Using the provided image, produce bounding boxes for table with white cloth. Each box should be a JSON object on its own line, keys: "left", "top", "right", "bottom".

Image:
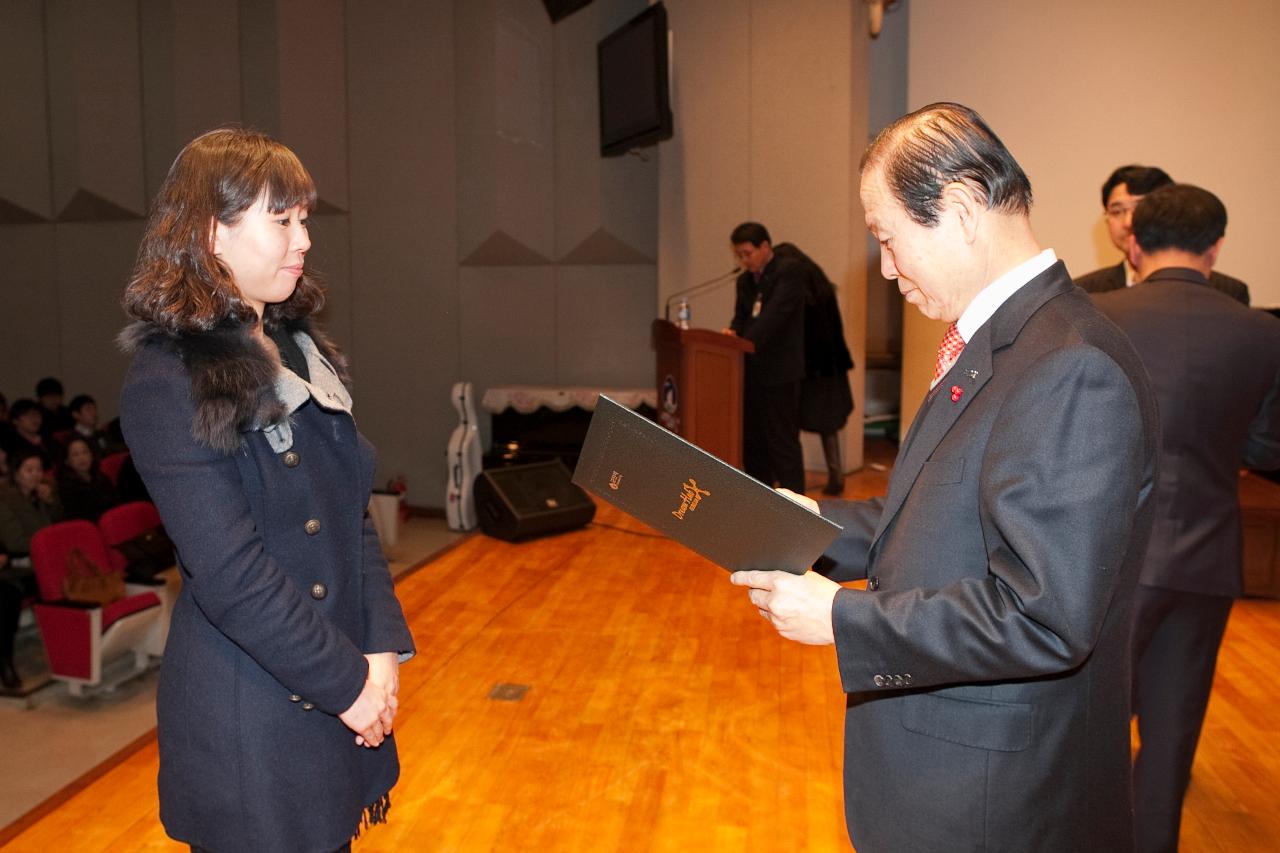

{"left": 480, "top": 386, "right": 658, "bottom": 467}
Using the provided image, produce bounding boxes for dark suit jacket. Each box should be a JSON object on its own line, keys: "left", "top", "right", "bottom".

{"left": 772, "top": 242, "right": 855, "bottom": 377}
{"left": 1093, "top": 267, "right": 1280, "bottom": 597}
{"left": 730, "top": 253, "right": 806, "bottom": 386}
{"left": 1075, "top": 260, "right": 1251, "bottom": 305}
{"left": 819, "top": 262, "right": 1159, "bottom": 852}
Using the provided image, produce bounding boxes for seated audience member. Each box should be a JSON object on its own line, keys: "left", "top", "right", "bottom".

{"left": 4, "top": 399, "right": 52, "bottom": 470}
{"left": 0, "top": 448, "right": 63, "bottom": 557}
{"left": 58, "top": 436, "right": 121, "bottom": 522}
{"left": 1074, "top": 164, "right": 1250, "bottom": 304}
{"left": 0, "top": 392, "right": 15, "bottom": 453}
{"left": 1091, "top": 184, "right": 1280, "bottom": 853}
{"left": 35, "top": 377, "right": 74, "bottom": 439}
{"left": 100, "top": 416, "right": 129, "bottom": 455}
{"left": 0, "top": 544, "right": 23, "bottom": 688}
{"left": 112, "top": 453, "right": 152, "bottom": 505}
{"left": 68, "top": 394, "right": 111, "bottom": 454}
{"left": 0, "top": 448, "right": 59, "bottom": 688}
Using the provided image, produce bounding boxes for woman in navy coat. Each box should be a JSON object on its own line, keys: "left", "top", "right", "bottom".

{"left": 119, "top": 127, "right": 415, "bottom": 853}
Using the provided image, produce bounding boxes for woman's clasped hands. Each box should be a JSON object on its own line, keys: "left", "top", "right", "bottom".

{"left": 338, "top": 652, "right": 401, "bottom": 748}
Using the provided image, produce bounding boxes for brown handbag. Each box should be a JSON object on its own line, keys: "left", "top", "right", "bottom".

{"left": 62, "top": 547, "right": 126, "bottom": 606}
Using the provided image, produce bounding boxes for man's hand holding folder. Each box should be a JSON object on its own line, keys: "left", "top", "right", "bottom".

{"left": 729, "top": 568, "right": 840, "bottom": 645}
{"left": 731, "top": 480, "right": 839, "bottom": 645}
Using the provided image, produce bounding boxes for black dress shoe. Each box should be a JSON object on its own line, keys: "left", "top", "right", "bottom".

{"left": 823, "top": 477, "right": 844, "bottom": 496}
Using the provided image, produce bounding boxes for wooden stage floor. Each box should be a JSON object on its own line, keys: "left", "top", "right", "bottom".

{"left": 3, "top": 453, "right": 1278, "bottom": 851}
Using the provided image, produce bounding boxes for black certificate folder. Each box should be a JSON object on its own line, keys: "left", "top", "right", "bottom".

{"left": 573, "top": 395, "right": 842, "bottom": 573}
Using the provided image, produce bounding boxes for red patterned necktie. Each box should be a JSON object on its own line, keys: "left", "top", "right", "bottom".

{"left": 932, "top": 322, "right": 965, "bottom": 386}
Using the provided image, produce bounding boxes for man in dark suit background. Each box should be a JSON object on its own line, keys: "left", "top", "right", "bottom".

{"left": 1074, "top": 164, "right": 1250, "bottom": 304}
{"left": 726, "top": 222, "right": 806, "bottom": 492}
{"left": 1092, "top": 184, "right": 1280, "bottom": 853}
{"left": 731, "top": 103, "right": 1159, "bottom": 852}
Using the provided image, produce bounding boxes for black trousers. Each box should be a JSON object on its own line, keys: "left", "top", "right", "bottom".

{"left": 1130, "top": 584, "right": 1233, "bottom": 853}
{"left": 742, "top": 376, "right": 804, "bottom": 492}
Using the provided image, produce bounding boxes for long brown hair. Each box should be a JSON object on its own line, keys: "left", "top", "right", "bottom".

{"left": 123, "top": 127, "right": 324, "bottom": 334}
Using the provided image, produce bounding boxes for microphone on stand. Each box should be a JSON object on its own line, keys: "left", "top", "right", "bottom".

{"left": 663, "top": 267, "right": 742, "bottom": 322}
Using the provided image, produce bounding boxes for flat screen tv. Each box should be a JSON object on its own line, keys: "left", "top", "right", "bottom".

{"left": 597, "top": 2, "right": 673, "bottom": 157}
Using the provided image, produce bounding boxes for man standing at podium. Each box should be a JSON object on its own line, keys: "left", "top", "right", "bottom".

{"left": 731, "top": 103, "right": 1159, "bottom": 852}
{"left": 726, "top": 222, "right": 807, "bottom": 492}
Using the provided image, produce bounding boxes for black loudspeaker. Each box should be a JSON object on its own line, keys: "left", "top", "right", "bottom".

{"left": 541, "top": 0, "right": 593, "bottom": 23}
{"left": 474, "top": 460, "right": 596, "bottom": 541}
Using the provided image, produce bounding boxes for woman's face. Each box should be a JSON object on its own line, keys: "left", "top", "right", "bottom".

{"left": 213, "top": 193, "right": 311, "bottom": 320}
{"left": 66, "top": 441, "right": 93, "bottom": 477}
{"left": 15, "top": 457, "right": 44, "bottom": 493}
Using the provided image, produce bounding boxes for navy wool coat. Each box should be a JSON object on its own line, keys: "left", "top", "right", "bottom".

{"left": 119, "top": 318, "right": 415, "bottom": 853}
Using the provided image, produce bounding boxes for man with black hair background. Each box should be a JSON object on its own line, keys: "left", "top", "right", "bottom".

{"left": 725, "top": 222, "right": 807, "bottom": 492}
{"left": 1092, "top": 183, "right": 1280, "bottom": 853}
{"left": 1075, "top": 164, "right": 1250, "bottom": 304}
{"left": 34, "top": 376, "right": 74, "bottom": 439}
{"left": 69, "top": 394, "right": 112, "bottom": 454}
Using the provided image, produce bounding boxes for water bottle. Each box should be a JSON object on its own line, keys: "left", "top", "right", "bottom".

{"left": 676, "top": 299, "right": 691, "bottom": 330}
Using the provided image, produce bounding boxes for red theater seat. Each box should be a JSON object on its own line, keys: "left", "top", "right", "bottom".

{"left": 29, "top": 520, "right": 165, "bottom": 696}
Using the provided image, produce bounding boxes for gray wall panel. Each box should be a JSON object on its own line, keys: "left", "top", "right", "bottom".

{"left": 554, "top": 265, "right": 654, "bottom": 388}
{"left": 0, "top": 1, "right": 53, "bottom": 221}
{"left": 0, "top": 226, "right": 59, "bottom": 399}
{"left": 238, "top": 0, "right": 280, "bottom": 138}
{"left": 456, "top": 0, "right": 554, "bottom": 263}
{"left": 54, "top": 223, "right": 143, "bottom": 420}
{"left": 45, "top": 0, "right": 147, "bottom": 218}
{"left": 459, "top": 266, "right": 557, "bottom": 390}
{"left": 346, "top": 0, "right": 458, "bottom": 503}
{"left": 139, "top": 0, "right": 243, "bottom": 198}
{"left": 277, "top": 0, "right": 348, "bottom": 211}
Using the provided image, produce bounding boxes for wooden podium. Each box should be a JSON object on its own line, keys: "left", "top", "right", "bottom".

{"left": 652, "top": 319, "right": 754, "bottom": 467}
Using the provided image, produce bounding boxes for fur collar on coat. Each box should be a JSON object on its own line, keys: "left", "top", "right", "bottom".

{"left": 119, "top": 318, "right": 351, "bottom": 455}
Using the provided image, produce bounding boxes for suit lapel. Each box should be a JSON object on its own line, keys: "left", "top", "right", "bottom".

{"left": 868, "top": 262, "right": 1075, "bottom": 551}
{"left": 871, "top": 326, "right": 993, "bottom": 544}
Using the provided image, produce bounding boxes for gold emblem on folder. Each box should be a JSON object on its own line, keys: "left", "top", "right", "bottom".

{"left": 609, "top": 471, "right": 623, "bottom": 490}
{"left": 671, "top": 478, "right": 711, "bottom": 520}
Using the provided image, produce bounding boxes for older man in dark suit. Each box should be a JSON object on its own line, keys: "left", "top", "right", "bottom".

{"left": 1074, "top": 164, "right": 1250, "bottom": 305}
{"left": 726, "top": 222, "right": 807, "bottom": 492}
{"left": 1093, "top": 184, "right": 1280, "bottom": 853}
{"left": 731, "top": 103, "right": 1159, "bottom": 852}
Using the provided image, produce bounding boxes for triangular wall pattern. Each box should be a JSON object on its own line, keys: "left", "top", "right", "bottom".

{"left": 558, "top": 227, "right": 653, "bottom": 265}
{"left": 57, "top": 189, "right": 144, "bottom": 222}
{"left": 0, "top": 197, "right": 49, "bottom": 224}
{"left": 460, "top": 229, "right": 553, "bottom": 266}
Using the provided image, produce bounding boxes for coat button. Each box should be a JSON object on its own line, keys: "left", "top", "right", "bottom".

{"left": 873, "top": 674, "right": 886, "bottom": 687}
{"left": 301, "top": 702, "right": 315, "bottom": 711}
{"left": 867, "top": 576, "right": 880, "bottom": 591}
{"left": 311, "top": 582, "right": 328, "bottom": 600}
{"left": 289, "top": 694, "right": 302, "bottom": 703}
{"left": 304, "top": 518, "right": 321, "bottom": 535}
{"left": 282, "top": 451, "right": 300, "bottom": 468}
